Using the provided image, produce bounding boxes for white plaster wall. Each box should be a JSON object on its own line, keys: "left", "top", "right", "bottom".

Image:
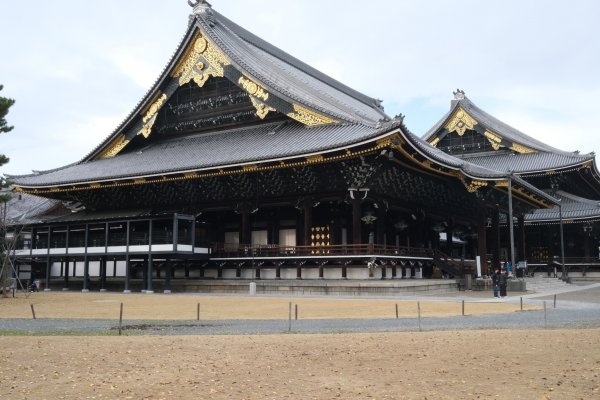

{"left": 115, "top": 261, "right": 126, "bottom": 277}
{"left": 50, "top": 262, "right": 61, "bottom": 277}
{"left": 88, "top": 261, "right": 101, "bottom": 277}
{"left": 346, "top": 268, "right": 369, "bottom": 280}
{"left": 68, "top": 247, "right": 86, "bottom": 255}
{"left": 222, "top": 269, "right": 238, "bottom": 279}
{"left": 107, "top": 246, "right": 127, "bottom": 253}
{"left": 203, "top": 269, "right": 218, "bottom": 279}
{"left": 371, "top": 268, "right": 382, "bottom": 279}
{"left": 188, "top": 269, "right": 201, "bottom": 278}
{"left": 280, "top": 268, "right": 298, "bottom": 279}
{"left": 73, "top": 261, "right": 83, "bottom": 276}
{"left": 323, "top": 268, "right": 342, "bottom": 279}
{"left": 301, "top": 268, "right": 319, "bottom": 280}
{"left": 240, "top": 269, "right": 256, "bottom": 279}
{"left": 261, "top": 269, "right": 276, "bottom": 279}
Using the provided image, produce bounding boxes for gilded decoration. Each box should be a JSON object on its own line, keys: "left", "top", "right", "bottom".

{"left": 287, "top": 104, "right": 338, "bottom": 126}
{"left": 98, "top": 134, "right": 130, "bottom": 159}
{"left": 445, "top": 108, "right": 477, "bottom": 136}
{"left": 430, "top": 137, "right": 440, "bottom": 147}
{"left": 238, "top": 76, "right": 269, "bottom": 101}
{"left": 174, "top": 34, "right": 231, "bottom": 89}
{"left": 138, "top": 93, "right": 168, "bottom": 139}
{"left": 484, "top": 130, "right": 503, "bottom": 151}
{"left": 459, "top": 176, "right": 488, "bottom": 193}
{"left": 306, "top": 154, "right": 324, "bottom": 163}
{"left": 250, "top": 97, "right": 275, "bottom": 119}
{"left": 494, "top": 180, "right": 509, "bottom": 188}
{"left": 242, "top": 164, "right": 258, "bottom": 172}
{"left": 510, "top": 142, "right": 536, "bottom": 154}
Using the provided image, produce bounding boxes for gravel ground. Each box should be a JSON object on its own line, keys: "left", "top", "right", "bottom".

{"left": 2, "top": 282, "right": 598, "bottom": 335}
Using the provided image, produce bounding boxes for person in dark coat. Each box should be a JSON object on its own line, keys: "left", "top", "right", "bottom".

{"left": 491, "top": 269, "right": 501, "bottom": 298}
{"left": 499, "top": 268, "right": 508, "bottom": 297}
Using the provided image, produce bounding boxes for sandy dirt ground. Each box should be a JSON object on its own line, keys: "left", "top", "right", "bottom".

{"left": 0, "top": 292, "right": 534, "bottom": 320}
{"left": 0, "top": 330, "right": 599, "bottom": 399}
{"left": 2, "top": 293, "right": 597, "bottom": 399}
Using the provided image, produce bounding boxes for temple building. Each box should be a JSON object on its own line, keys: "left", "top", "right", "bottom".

{"left": 5, "top": 1, "right": 591, "bottom": 293}
{"left": 424, "top": 90, "right": 600, "bottom": 276}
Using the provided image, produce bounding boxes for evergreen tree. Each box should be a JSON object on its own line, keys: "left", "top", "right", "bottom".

{"left": 1, "top": 85, "right": 14, "bottom": 296}
{"left": 0, "top": 84, "right": 14, "bottom": 202}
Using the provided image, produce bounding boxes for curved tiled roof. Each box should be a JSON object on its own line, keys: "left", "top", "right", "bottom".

{"left": 422, "top": 94, "right": 595, "bottom": 178}
{"left": 197, "top": 12, "right": 386, "bottom": 126}
{"left": 526, "top": 191, "right": 600, "bottom": 222}
{"left": 11, "top": 120, "right": 398, "bottom": 187}
{"left": 461, "top": 152, "right": 593, "bottom": 174}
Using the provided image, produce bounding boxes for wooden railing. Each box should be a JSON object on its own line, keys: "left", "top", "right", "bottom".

{"left": 211, "top": 243, "right": 434, "bottom": 259}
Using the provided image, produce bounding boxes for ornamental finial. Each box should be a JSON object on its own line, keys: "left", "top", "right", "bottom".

{"left": 453, "top": 89, "right": 466, "bottom": 100}
{"left": 188, "top": 0, "right": 211, "bottom": 8}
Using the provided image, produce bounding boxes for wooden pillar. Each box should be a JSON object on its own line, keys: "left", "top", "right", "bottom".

{"left": 100, "top": 257, "right": 107, "bottom": 291}
{"left": 352, "top": 198, "right": 362, "bottom": 245}
{"left": 376, "top": 208, "right": 386, "bottom": 246}
{"left": 517, "top": 216, "right": 526, "bottom": 262}
{"left": 445, "top": 221, "right": 453, "bottom": 255}
{"left": 63, "top": 258, "right": 70, "bottom": 290}
{"left": 268, "top": 210, "right": 280, "bottom": 245}
{"left": 44, "top": 256, "right": 51, "bottom": 291}
{"left": 296, "top": 209, "right": 304, "bottom": 246}
{"left": 240, "top": 210, "right": 251, "bottom": 246}
{"left": 330, "top": 207, "right": 340, "bottom": 246}
{"left": 146, "top": 255, "right": 154, "bottom": 293}
{"left": 477, "top": 208, "right": 488, "bottom": 275}
{"left": 164, "top": 260, "right": 172, "bottom": 293}
{"left": 82, "top": 258, "right": 90, "bottom": 292}
{"left": 142, "top": 261, "right": 148, "bottom": 291}
{"left": 124, "top": 255, "right": 131, "bottom": 293}
{"left": 304, "top": 204, "right": 313, "bottom": 247}
{"left": 491, "top": 210, "right": 500, "bottom": 270}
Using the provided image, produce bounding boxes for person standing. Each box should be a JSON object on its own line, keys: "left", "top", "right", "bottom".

{"left": 499, "top": 268, "right": 508, "bottom": 297}
{"left": 491, "top": 268, "right": 501, "bottom": 298}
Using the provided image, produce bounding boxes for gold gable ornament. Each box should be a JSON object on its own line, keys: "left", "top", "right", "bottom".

{"left": 484, "top": 130, "right": 503, "bottom": 151}
{"left": 445, "top": 108, "right": 477, "bottom": 136}
{"left": 249, "top": 97, "right": 275, "bottom": 120}
{"left": 287, "top": 104, "right": 338, "bottom": 127}
{"left": 138, "top": 93, "right": 168, "bottom": 139}
{"left": 459, "top": 176, "right": 488, "bottom": 193}
{"left": 510, "top": 142, "right": 536, "bottom": 154}
{"left": 99, "top": 134, "right": 130, "bottom": 159}
{"left": 174, "top": 34, "right": 231, "bottom": 89}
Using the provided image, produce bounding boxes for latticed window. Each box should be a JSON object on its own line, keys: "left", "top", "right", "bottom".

{"left": 437, "top": 130, "right": 493, "bottom": 155}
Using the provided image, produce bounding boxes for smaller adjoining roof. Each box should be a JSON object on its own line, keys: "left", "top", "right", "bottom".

{"left": 2, "top": 192, "right": 65, "bottom": 225}
{"left": 526, "top": 190, "right": 600, "bottom": 223}
{"left": 422, "top": 91, "right": 595, "bottom": 174}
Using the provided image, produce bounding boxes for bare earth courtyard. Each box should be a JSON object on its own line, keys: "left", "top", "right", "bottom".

{"left": 1, "top": 292, "right": 599, "bottom": 399}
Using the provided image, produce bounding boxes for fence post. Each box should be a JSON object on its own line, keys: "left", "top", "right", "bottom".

{"left": 543, "top": 301, "right": 547, "bottom": 329}
{"left": 30, "top": 304, "right": 36, "bottom": 320}
{"left": 295, "top": 304, "right": 298, "bottom": 320}
{"left": 395, "top": 304, "right": 399, "bottom": 319}
{"left": 417, "top": 302, "right": 422, "bottom": 332}
{"left": 553, "top": 294, "right": 557, "bottom": 309}
{"left": 461, "top": 300, "right": 465, "bottom": 316}
{"left": 520, "top": 297, "right": 523, "bottom": 312}
{"left": 197, "top": 303, "right": 200, "bottom": 321}
{"left": 288, "top": 302, "right": 292, "bottom": 332}
{"left": 118, "top": 302, "right": 124, "bottom": 336}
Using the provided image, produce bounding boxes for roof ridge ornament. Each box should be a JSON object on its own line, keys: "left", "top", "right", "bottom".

{"left": 453, "top": 89, "right": 466, "bottom": 100}
{"left": 188, "top": 0, "right": 215, "bottom": 26}
{"left": 188, "top": 0, "right": 211, "bottom": 9}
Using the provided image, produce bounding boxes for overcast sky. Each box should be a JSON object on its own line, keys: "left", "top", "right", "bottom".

{"left": 1, "top": 0, "right": 599, "bottom": 176}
